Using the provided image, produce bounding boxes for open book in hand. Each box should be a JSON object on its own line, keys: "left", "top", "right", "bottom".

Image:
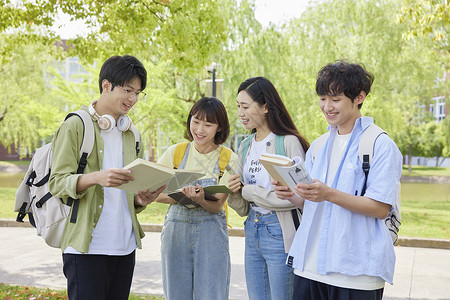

{"left": 259, "top": 153, "right": 313, "bottom": 194}
{"left": 168, "top": 185, "right": 233, "bottom": 209}
{"left": 117, "top": 158, "right": 205, "bottom": 194}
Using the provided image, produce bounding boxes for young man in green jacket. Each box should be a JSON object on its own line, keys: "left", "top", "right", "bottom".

{"left": 49, "top": 55, "right": 165, "bottom": 300}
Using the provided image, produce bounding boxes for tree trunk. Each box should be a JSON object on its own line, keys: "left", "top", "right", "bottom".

{"left": 436, "top": 155, "right": 447, "bottom": 167}
{"left": 0, "top": 105, "right": 6, "bottom": 122}
{"left": 408, "top": 143, "right": 412, "bottom": 172}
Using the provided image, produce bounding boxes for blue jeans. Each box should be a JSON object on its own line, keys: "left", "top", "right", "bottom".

{"left": 161, "top": 204, "right": 230, "bottom": 300}
{"left": 244, "top": 209, "right": 294, "bottom": 300}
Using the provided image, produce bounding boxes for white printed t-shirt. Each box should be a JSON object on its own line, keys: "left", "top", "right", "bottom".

{"left": 243, "top": 132, "right": 276, "bottom": 214}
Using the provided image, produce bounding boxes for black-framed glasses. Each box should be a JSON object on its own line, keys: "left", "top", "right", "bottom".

{"left": 113, "top": 84, "right": 147, "bottom": 100}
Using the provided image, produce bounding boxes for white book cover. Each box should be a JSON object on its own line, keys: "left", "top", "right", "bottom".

{"left": 273, "top": 156, "right": 313, "bottom": 195}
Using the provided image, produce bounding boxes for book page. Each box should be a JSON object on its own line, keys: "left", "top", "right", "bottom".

{"left": 273, "top": 156, "right": 313, "bottom": 195}
{"left": 203, "top": 184, "right": 232, "bottom": 195}
{"left": 117, "top": 158, "right": 204, "bottom": 194}
{"left": 118, "top": 160, "right": 174, "bottom": 193}
{"left": 260, "top": 153, "right": 293, "bottom": 165}
{"left": 164, "top": 169, "right": 205, "bottom": 194}
{"left": 259, "top": 153, "right": 294, "bottom": 189}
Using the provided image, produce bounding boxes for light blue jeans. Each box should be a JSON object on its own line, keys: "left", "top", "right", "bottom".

{"left": 161, "top": 204, "right": 230, "bottom": 300}
{"left": 244, "top": 209, "right": 294, "bottom": 300}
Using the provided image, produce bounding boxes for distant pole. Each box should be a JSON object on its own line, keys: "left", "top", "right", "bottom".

{"left": 211, "top": 62, "right": 217, "bottom": 97}
{"left": 206, "top": 62, "right": 222, "bottom": 99}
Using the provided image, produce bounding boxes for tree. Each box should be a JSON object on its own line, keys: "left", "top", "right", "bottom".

{"left": 0, "top": 42, "right": 63, "bottom": 155}
{"left": 418, "top": 120, "right": 447, "bottom": 166}
{"left": 396, "top": 0, "right": 449, "bottom": 51}
{"left": 216, "top": 0, "right": 292, "bottom": 146}
{"left": 396, "top": 0, "right": 449, "bottom": 167}
{"left": 1, "top": 0, "right": 232, "bottom": 69}
{"left": 1, "top": 0, "right": 448, "bottom": 165}
{"left": 0, "top": 0, "right": 236, "bottom": 155}
{"left": 210, "top": 0, "right": 448, "bottom": 159}
{"left": 443, "top": 115, "right": 450, "bottom": 157}
{"left": 278, "top": 0, "right": 446, "bottom": 171}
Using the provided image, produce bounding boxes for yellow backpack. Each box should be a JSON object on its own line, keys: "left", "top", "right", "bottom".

{"left": 173, "top": 142, "right": 233, "bottom": 227}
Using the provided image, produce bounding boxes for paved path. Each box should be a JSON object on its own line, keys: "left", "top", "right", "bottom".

{"left": 1, "top": 227, "right": 450, "bottom": 300}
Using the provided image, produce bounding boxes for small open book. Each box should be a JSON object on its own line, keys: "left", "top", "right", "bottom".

{"left": 259, "top": 153, "right": 313, "bottom": 194}
{"left": 117, "top": 158, "right": 205, "bottom": 194}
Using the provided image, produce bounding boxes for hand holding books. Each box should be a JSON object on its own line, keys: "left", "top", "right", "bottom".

{"left": 134, "top": 184, "right": 167, "bottom": 207}
{"left": 168, "top": 184, "right": 233, "bottom": 209}
{"left": 259, "top": 153, "right": 313, "bottom": 196}
{"left": 117, "top": 158, "right": 205, "bottom": 194}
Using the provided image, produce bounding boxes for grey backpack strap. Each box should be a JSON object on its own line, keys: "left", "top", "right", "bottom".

{"left": 311, "top": 132, "right": 330, "bottom": 163}
{"left": 359, "top": 124, "right": 386, "bottom": 196}
{"left": 64, "top": 110, "right": 95, "bottom": 223}
{"left": 358, "top": 124, "right": 401, "bottom": 243}
{"left": 129, "top": 124, "right": 140, "bottom": 156}
{"left": 358, "top": 124, "right": 386, "bottom": 163}
{"left": 66, "top": 110, "right": 95, "bottom": 160}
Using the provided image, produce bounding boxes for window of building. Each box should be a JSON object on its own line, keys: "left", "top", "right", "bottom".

{"left": 433, "top": 96, "right": 446, "bottom": 121}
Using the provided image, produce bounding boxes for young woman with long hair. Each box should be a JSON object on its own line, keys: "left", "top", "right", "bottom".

{"left": 228, "top": 77, "right": 309, "bottom": 300}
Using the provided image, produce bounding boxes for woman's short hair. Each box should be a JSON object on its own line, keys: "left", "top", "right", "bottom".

{"left": 186, "top": 97, "right": 230, "bottom": 145}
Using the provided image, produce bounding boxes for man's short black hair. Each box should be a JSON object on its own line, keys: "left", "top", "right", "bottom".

{"left": 316, "top": 60, "right": 374, "bottom": 109}
{"left": 98, "top": 55, "right": 147, "bottom": 93}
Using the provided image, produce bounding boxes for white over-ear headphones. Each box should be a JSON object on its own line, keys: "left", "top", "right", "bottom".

{"left": 88, "top": 100, "right": 132, "bottom": 132}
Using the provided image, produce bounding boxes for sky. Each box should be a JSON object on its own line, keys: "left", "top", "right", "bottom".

{"left": 52, "top": 0, "right": 311, "bottom": 39}
{"left": 254, "top": 0, "right": 310, "bottom": 27}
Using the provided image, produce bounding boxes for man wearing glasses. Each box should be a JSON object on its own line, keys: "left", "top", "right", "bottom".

{"left": 49, "top": 55, "right": 165, "bottom": 300}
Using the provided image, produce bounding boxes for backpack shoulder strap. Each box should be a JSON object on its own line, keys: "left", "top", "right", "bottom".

{"left": 311, "top": 132, "right": 330, "bottom": 163}
{"left": 217, "top": 145, "right": 233, "bottom": 229}
{"left": 64, "top": 109, "right": 95, "bottom": 223}
{"left": 359, "top": 124, "right": 387, "bottom": 196}
{"left": 174, "top": 142, "right": 190, "bottom": 169}
{"left": 358, "top": 124, "right": 386, "bottom": 163}
{"left": 240, "top": 133, "right": 256, "bottom": 163}
{"left": 218, "top": 146, "right": 233, "bottom": 181}
{"left": 274, "top": 135, "right": 286, "bottom": 156}
{"left": 129, "top": 124, "right": 140, "bottom": 156}
{"left": 358, "top": 124, "right": 401, "bottom": 244}
{"left": 65, "top": 110, "right": 95, "bottom": 161}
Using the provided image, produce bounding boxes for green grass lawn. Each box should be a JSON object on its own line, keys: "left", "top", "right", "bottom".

{"left": 398, "top": 182, "right": 450, "bottom": 239}
{"left": 0, "top": 188, "right": 17, "bottom": 220}
{"left": 0, "top": 283, "right": 163, "bottom": 300}
{"left": 3, "top": 160, "right": 450, "bottom": 177}
{"left": 2, "top": 182, "right": 449, "bottom": 239}
{"left": 0, "top": 160, "right": 30, "bottom": 166}
{"left": 402, "top": 165, "right": 450, "bottom": 177}
{"left": 1, "top": 163, "right": 449, "bottom": 239}
{"left": 0, "top": 187, "right": 248, "bottom": 228}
